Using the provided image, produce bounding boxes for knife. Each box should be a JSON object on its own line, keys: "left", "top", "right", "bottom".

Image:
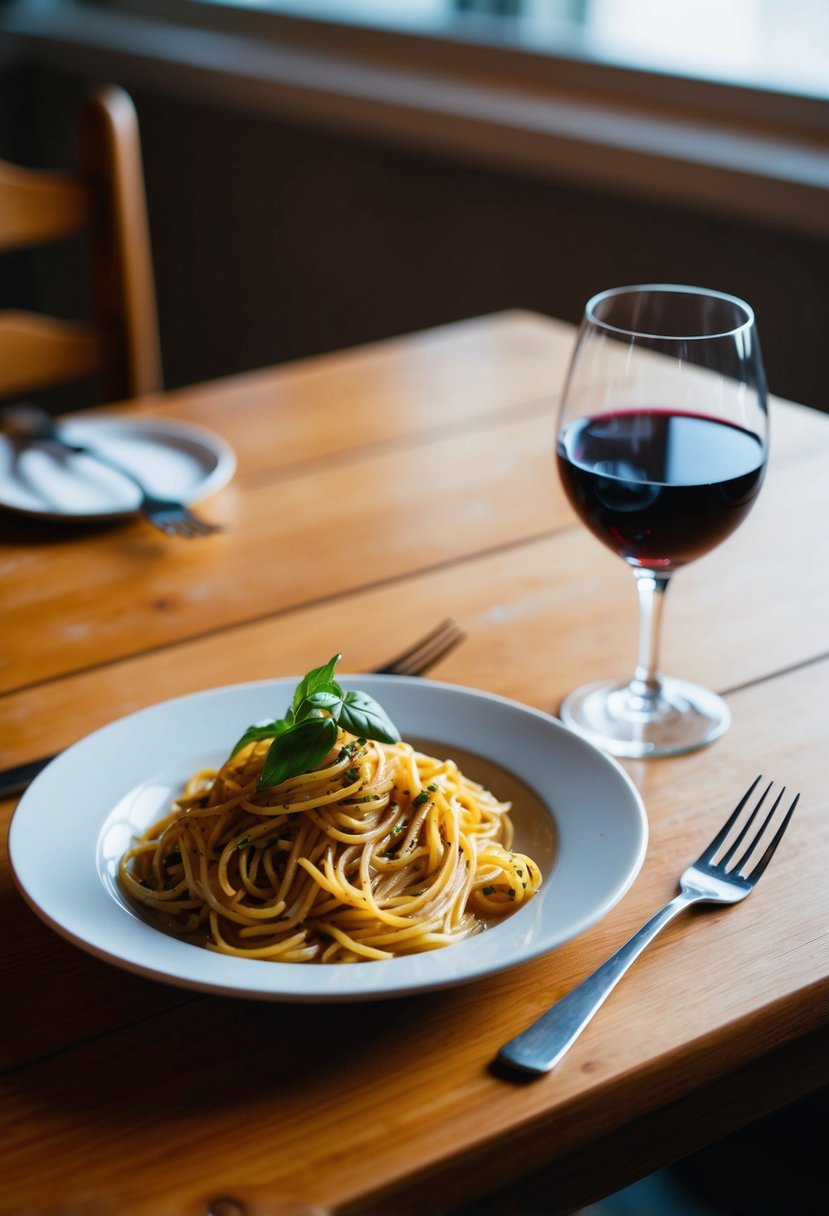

{"left": 0, "top": 756, "right": 53, "bottom": 799}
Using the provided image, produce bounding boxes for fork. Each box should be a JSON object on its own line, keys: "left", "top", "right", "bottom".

{"left": 498, "top": 776, "right": 800, "bottom": 1076}
{"left": 2, "top": 402, "right": 221, "bottom": 538}
{"left": 374, "top": 618, "right": 465, "bottom": 677}
{"left": 0, "top": 620, "right": 466, "bottom": 799}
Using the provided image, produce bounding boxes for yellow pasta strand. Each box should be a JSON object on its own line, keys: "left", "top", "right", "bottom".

{"left": 119, "top": 731, "right": 541, "bottom": 963}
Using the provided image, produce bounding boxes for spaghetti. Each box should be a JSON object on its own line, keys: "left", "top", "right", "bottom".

{"left": 119, "top": 730, "right": 542, "bottom": 963}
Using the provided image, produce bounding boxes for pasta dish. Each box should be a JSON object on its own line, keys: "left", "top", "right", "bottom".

{"left": 119, "top": 728, "right": 542, "bottom": 964}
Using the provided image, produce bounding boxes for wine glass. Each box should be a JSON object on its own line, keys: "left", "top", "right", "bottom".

{"left": 555, "top": 284, "right": 768, "bottom": 758}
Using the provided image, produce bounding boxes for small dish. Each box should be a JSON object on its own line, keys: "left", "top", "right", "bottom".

{"left": 0, "top": 413, "right": 235, "bottom": 520}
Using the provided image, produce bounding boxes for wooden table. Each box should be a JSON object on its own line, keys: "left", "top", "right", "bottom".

{"left": 2, "top": 311, "right": 827, "bottom": 1216}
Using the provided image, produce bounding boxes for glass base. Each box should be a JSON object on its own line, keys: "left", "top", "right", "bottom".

{"left": 559, "top": 677, "right": 730, "bottom": 759}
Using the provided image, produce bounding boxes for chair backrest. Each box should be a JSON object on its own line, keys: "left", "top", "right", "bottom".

{"left": 0, "top": 84, "right": 162, "bottom": 402}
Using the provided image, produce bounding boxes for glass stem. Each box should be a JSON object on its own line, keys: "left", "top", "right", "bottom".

{"left": 629, "top": 569, "right": 671, "bottom": 705}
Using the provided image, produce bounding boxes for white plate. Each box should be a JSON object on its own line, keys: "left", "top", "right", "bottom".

{"left": 0, "top": 413, "right": 235, "bottom": 519}
{"left": 9, "top": 676, "right": 648, "bottom": 1002}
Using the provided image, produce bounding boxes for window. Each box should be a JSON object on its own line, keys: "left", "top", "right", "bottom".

{"left": 2, "top": 0, "right": 827, "bottom": 236}
{"left": 193, "top": 0, "right": 829, "bottom": 100}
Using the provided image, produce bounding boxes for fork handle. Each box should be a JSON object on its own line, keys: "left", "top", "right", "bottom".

{"left": 7, "top": 404, "right": 146, "bottom": 495}
{"left": 497, "top": 893, "right": 694, "bottom": 1075}
{"left": 53, "top": 434, "right": 146, "bottom": 495}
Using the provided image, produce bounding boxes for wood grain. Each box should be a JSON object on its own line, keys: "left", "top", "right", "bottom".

{"left": 1, "top": 311, "right": 827, "bottom": 1216}
{"left": 2, "top": 661, "right": 827, "bottom": 1215}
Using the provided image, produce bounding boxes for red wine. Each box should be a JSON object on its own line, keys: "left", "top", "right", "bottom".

{"left": 556, "top": 410, "right": 766, "bottom": 569}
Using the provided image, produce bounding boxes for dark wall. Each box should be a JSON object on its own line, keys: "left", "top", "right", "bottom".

{"left": 3, "top": 64, "right": 827, "bottom": 412}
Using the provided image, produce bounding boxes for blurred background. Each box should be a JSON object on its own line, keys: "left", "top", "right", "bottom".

{"left": 1, "top": 0, "right": 827, "bottom": 413}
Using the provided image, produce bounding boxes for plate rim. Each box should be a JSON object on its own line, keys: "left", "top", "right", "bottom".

{"left": 9, "top": 675, "right": 648, "bottom": 1002}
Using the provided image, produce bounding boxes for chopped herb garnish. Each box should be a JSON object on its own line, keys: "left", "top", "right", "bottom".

{"left": 412, "top": 791, "right": 429, "bottom": 808}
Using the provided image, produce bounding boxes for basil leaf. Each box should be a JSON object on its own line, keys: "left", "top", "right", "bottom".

{"left": 292, "top": 655, "right": 342, "bottom": 714}
{"left": 230, "top": 717, "right": 292, "bottom": 758}
{"left": 304, "top": 689, "right": 342, "bottom": 713}
{"left": 257, "top": 716, "right": 339, "bottom": 789}
{"left": 228, "top": 656, "right": 401, "bottom": 788}
{"left": 337, "top": 689, "right": 401, "bottom": 744}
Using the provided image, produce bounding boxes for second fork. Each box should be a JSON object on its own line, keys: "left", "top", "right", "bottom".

{"left": 498, "top": 777, "right": 799, "bottom": 1076}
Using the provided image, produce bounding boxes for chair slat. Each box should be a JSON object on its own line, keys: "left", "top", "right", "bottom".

{"left": 0, "top": 160, "right": 92, "bottom": 250}
{"left": 0, "top": 311, "right": 107, "bottom": 396}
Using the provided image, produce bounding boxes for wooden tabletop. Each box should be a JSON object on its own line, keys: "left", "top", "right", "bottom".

{"left": 1, "top": 310, "right": 827, "bottom": 1216}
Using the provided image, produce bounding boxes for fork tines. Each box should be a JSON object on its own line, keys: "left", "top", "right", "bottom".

{"left": 150, "top": 508, "right": 223, "bottom": 539}
{"left": 379, "top": 619, "right": 465, "bottom": 676}
{"left": 705, "top": 776, "right": 800, "bottom": 883}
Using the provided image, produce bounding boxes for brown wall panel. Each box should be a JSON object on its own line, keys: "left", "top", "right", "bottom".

{"left": 2, "top": 66, "right": 826, "bottom": 412}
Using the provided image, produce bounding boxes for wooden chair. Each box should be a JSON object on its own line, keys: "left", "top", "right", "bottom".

{"left": 0, "top": 84, "right": 162, "bottom": 403}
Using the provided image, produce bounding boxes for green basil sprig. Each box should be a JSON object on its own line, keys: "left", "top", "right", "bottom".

{"left": 230, "top": 655, "right": 400, "bottom": 791}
